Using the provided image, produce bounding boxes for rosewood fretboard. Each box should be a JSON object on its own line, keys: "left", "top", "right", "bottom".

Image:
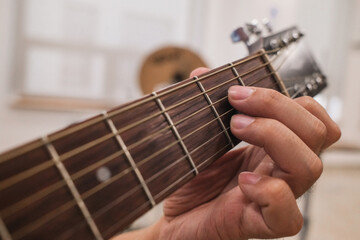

{"left": 0, "top": 50, "right": 286, "bottom": 240}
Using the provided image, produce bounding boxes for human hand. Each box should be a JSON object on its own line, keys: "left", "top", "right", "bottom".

{"left": 156, "top": 67, "right": 341, "bottom": 239}
{"left": 114, "top": 67, "right": 341, "bottom": 240}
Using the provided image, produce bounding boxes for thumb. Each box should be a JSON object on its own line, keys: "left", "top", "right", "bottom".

{"left": 238, "top": 172, "right": 303, "bottom": 239}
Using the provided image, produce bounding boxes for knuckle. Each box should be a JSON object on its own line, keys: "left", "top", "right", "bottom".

{"left": 310, "top": 155, "right": 323, "bottom": 181}
{"left": 261, "top": 119, "right": 282, "bottom": 137}
{"left": 331, "top": 123, "right": 342, "bottom": 143}
{"left": 298, "top": 96, "right": 317, "bottom": 111}
{"left": 261, "top": 89, "right": 281, "bottom": 106}
{"left": 313, "top": 119, "right": 327, "bottom": 144}
{"left": 266, "top": 178, "right": 288, "bottom": 197}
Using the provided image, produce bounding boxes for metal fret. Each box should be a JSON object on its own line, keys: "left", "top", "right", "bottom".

{"left": 0, "top": 216, "right": 12, "bottom": 240}
{"left": 229, "top": 62, "right": 245, "bottom": 86}
{"left": 195, "top": 77, "right": 235, "bottom": 148}
{"left": 101, "top": 112, "right": 156, "bottom": 207}
{"left": 151, "top": 92, "right": 199, "bottom": 175}
{"left": 260, "top": 51, "right": 290, "bottom": 97}
{"left": 41, "top": 136, "right": 103, "bottom": 240}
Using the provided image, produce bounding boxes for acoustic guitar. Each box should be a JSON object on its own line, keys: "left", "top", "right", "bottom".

{"left": 0, "top": 26, "right": 327, "bottom": 240}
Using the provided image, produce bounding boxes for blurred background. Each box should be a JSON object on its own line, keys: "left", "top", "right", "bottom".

{"left": 0, "top": 0, "right": 359, "bottom": 239}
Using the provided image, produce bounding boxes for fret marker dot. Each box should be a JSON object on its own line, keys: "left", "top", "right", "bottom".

{"left": 96, "top": 167, "right": 111, "bottom": 182}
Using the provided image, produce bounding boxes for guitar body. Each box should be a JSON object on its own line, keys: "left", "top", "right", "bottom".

{"left": 0, "top": 26, "right": 326, "bottom": 240}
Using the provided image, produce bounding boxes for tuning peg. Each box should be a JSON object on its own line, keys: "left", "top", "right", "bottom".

{"left": 246, "top": 19, "right": 262, "bottom": 35}
{"left": 231, "top": 27, "right": 249, "bottom": 43}
{"left": 262, "top": 18, "right": 273, "bottom": 34}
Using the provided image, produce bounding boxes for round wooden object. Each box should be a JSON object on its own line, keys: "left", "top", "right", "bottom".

{"left": 139, "top": 46, "right": 207, "bottom": 94}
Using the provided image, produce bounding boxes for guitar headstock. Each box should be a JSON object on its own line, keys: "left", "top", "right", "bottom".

{"left": 231, "top": 23, "right": 327, "bottom": 98}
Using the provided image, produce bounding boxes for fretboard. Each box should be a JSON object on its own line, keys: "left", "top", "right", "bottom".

{"left": 0, "top": 50, "right": 287, "bottom": 240}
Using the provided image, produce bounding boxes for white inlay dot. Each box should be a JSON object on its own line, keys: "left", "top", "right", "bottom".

{"left": 96, "top": 166, "right": 111, "bottom": 182}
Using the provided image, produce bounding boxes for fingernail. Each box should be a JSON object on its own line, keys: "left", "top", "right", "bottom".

{"left": 231, "top": 114, "right": 255, "bottom": 129}
{"left": 228, "top": 86, "right": 254, "bottom": 100}
{"left": 239, "top": 172, "right": 262, "bottom": 185}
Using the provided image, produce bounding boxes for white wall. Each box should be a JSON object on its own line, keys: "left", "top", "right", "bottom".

{"left": 0, "top": 0, "right": 14, "bottom": 98}
{"left": 0, "top": 0, "right": 357, "bottom": 151}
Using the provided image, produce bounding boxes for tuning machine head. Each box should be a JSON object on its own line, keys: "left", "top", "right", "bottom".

{"left": 232, "top": 22, "right": 305, "bottom": 54}
{"left": 291, "top": 73, "right": 327, "bottom": 98}
{"left": 231, "top": 18, "right": 274, "bottom": 48}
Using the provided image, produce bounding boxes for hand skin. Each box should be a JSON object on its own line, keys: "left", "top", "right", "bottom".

{"left": 114, "top": 67, "right": 341, "bottom": 240}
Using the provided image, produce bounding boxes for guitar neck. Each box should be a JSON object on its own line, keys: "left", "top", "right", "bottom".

{"left": 0, "top": 50, "right": 291, "bottom": 240}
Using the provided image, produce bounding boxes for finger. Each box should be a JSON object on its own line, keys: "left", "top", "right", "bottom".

{"left": 189, "top": 67, "right": 210, "bottom": 78}
{"left": 228, "top": 86, "right": 327, "bottom": 153}
{"left": 294, "top": 96, "right": 341, "bottom": 149}
{"left": 231, "top": 114, "right": 323, "bottom": 197}
{"left": 238, "top": 172, "right": 303, "bottom": 239}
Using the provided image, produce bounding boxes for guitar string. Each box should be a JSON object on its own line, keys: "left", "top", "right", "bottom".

{"left": 100, "top": 47, "right": 302, "bottom": 236}
{"left": 6, "top": 62, "right": 284, "bottom": 236}
{"left": 104, "top": 144, "right": 231, "bottom": 238}
{"left": 1, "top": 105, "right": 235, "bottom": 220}
{"left": 1, "top": 57, "right": 276, "bottom": 190}
{"left": 6, "top": 46, "right": 298, "bottom": 236}
{"left": 0, "top": 49, "right": 282, "bottom": 164}
{"left": 6, "top": 66, "right": 286, "bottom": 232}
{"left": 3, "top": 64, "right": 279, "bottom": 234}
{"left": 1, "top": 94, "right": 227, "bottom": 190}
{"left": 1, "top": 47, "right": 292, "bottom": 236}
{"left": 1, "top": 51, "right": 285, "bottom": 217}
{"left": 57, "top": 141, "right": 231, "bottom": 240}
{"left": 11, "top": 128, "right": 232, "bottom": 239}
{"left": 1, "top": 65, "right": 277, "bottom": 216}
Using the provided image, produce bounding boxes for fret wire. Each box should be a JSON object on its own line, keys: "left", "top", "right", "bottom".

{"left": 0, "top": 101, "right": 233, "bottom": 219}
{"left": 229, "top": 62, "right": 245, "bottom": 86}
{"left": 3, "top": 108, "right": 235, "bottom": 235}
{"left": 101, "top": 108, "right": 235, "bottom": 196}
{"left": 103, "top": 135, "right": 233, "bottom": 238}
{"left": 152, "top": 92, "right": 199, "bottom": 175}
{"left": 1, "top": 95, "right": 227, "bottom": 190}
{"left": 61, "top": 124, "right": 233, "bottom": 239}
{"left": 2, "top": 65, "right": 274, "bottom": 214}
{"left": 0, "top": 50, "right": 290, "bottom": 236}
{"left": 104, "top": 52, "right": 263, "bottom": 117}
{"left": 1, "top": 61, "right": 271, "bottom": 189}
{"left": 102, "top": 61, "right": 270, "bottom": 140}
{"left": 94, "top": 127, "right": 231, "bottom": 223}
{"left": 147, "top": 127, "right": 230, "bottom": 185}
{"left": 41, "top": 136, "right": 103, "bottom": 240}
{"left": 0, "top": 60, "right": 270, "bottom": 182}
{"left": 1, "top": 69, "right": 278, "bottom": 221}
{"left": 0, "top": 51, "right": 269, "bottom": 163}
{"left": 136, "top": 108, "right": 235, "bottom": 168}
{"left": 102, "top": 112, "right": 156, "bottom": 207}
{"left": 2, "top": 66, "right": 274, "bottom": 215}
{"left": 0, "top": 216, "right": 12, "bottom": 240}
{"left": 154, "top": 143, "right": 231, "bottom": 202}
{"left": 196, "top": 78, "right": 234, "bottom": 148}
